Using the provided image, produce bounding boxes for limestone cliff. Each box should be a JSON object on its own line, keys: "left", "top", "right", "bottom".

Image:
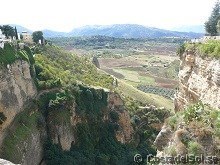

{"left": 175, "top": 50, "right": 220, "bottom": 110}
{"left": 108, "top": 92, "right": 133, "bottom": 143}
{"left": 0, "top": 59, "right": 43, "bottom": 165}
{"left": 154, "top": 45, "right": 220, "bottom": 163}
{"left": 0, "top": 45, "right": 134, "bottom": 164}
{"left": 0, "top": 67, "right": 133, "bottom": 164}
{"left": 0, "top": 60, "right": 37, "bottom": 144}
{"left": 48, "top": 90, "right": 133, "bottom": 151}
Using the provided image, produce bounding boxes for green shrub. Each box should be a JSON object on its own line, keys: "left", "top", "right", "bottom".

{"left": 183, "top": 102, "right": 204, "bottom": 123}
{"left": 211, "top": 110, "right": 220, "bottom": 136}
{"left": 0, "top": 43, "right": 35, "bottom": 66}
{"left": 164, "top": 146, "right": 177, "bottom": 157}
{"left": 198, "top": 40, "right": 220, "bottom": 58}
{"left": 0, "top": 43, "right": 17, "bottom": 65}
{"left": 168, "top": 115, "right": 178, "bottom": 130}
{"left": 24, "top": 45, "right": 35, "bottom": 65}
{"left": 109, "top": 111, "right": 119, "bottom": 123}
{"left": 188, "top": 141, "right": 202, "bottom": 155}
{"left": 177, "top": 43, "right": 186, "bottom": 56}
{"left": 183, "top": 40, "right": 220, "bottom": 59}
{"left": 17, "top": 50, "right": 29, "bottom": 62}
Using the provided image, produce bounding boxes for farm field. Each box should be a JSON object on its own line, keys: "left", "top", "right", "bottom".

{"left": 51, "top": 36, "right": 182, "bottom": 103}
{"left": 99, "top": 54, "right": 179, "bottom": 90}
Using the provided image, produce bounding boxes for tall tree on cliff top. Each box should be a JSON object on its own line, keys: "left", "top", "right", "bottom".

{"left": 15, "top": 26, "right": 18, "bottom": 40}
{"left": 0, "top": 25, "right": 15, "bottom": 38}
{"left": 32, "top": 31, "right": 44, "bottom": 44}
{"left": 205, "top": 0, "right": 220, "bottom": 36}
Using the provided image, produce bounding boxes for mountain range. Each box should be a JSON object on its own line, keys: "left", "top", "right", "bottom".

{"left": 9, "top": 24, "right": 204, "bottom": 39}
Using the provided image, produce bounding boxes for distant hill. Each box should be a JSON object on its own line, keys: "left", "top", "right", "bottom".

{"left": 67, "top": 24, "right": 203, "bottom": 39}
{"left": 171, "top": 25, "right": 205, "bottom": 33}
{"left": 42, "top": 30, "right": 67, "bottom": 38}
{"left": 8, "top": 24, "right": 32, "bottom": 33}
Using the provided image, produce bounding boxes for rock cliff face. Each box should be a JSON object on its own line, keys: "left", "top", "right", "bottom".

{"left": 0, "top": 60, "right": 42, "bottom": 164}
{"left": 0, "top": 60, "right": 37, "bottom": 144}
{"left": 108, "top": 92, "right": 133, "bottom": 143}
{"left": 155, "top": 48, "right": 220, "bottom": 161}
{"left": 175, "top": 50, "right": 220, "bottom": 110}
{"left": 48, "top": 91, "right": 133, "bottom": 151}
{"left": 0, "top": 57, "right": 134, "bottom": 164}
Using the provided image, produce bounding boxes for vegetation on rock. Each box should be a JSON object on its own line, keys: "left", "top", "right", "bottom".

{"left": 166, "top": 102, "right": 220, "bottom": 157}
{"left": 178, "top": 40, "right": 220, "bottom": 59}
{"left": 0, "top": 43, "right": 35, "bottom": 65}
{"left": 34, "top": 45, "right": 113, "bottom": 90}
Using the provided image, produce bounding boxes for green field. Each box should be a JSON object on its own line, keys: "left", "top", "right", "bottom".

{"left": 116, "top": 80, "right": 174, "bottom": 110}
{"left": 113, "top": 68, "right": 156, "bottom": 86}
{"left": 51, "top": 36, "right": 183, "bottom": 107}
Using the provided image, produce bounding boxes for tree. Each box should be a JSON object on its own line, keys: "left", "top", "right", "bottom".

{"left": 32, "top": 31, "right": 44, "bottom": 43}
{"left": 0, "top": 25, "right": 15, "bottom": 38}
{"left": 20, "top": 34, "right": 23, "bottom": 40}
{"left": 15, "top": 26, "right": 18, "bottom": 40}
{"left": 205, "top": 0, "right": 220, "bottom": 36}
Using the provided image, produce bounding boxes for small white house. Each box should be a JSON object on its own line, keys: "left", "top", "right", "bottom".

{"left": 18, "top": 33, "right": 21, "bottom": 40}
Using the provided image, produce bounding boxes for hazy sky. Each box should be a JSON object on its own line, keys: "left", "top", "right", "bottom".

{"left": 0, "top": 0, "right": 217, "bottom": 32}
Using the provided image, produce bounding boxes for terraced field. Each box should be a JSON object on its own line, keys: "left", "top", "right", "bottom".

{"left": 99, "top": 54, "right": 179, "bottom": 90}
{"left": 137, "top": 85, "right": 175, "bottom": 99}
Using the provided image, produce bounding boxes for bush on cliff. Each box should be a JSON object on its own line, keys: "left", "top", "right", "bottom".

{"left": 0, "top": 43, "right": 35, "bottom": 65}
{"left": 178, "top": 40, "right": 220, "bottom": 59}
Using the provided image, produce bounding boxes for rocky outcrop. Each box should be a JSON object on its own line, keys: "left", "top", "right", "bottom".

{"left": 92, "top": 56, "right": 100, "bottom": 68}
{"left": 0, "top": 103, "right": 46, "bottom": 165}
{"left": 48, "top": 114, "right": 76, "bottom": 151}
{"left": 155, "top": 47, "right": 220, "bottom": 161}
{"left": 0, "top": 159, "right": 20, "bottom": 165}
{"left": 0, "top": 60, "right": 40, "bottom": 164}
{"left": 154, "top": 125, "right": 172, "bottom": 151}
{"left": 175, "top": 50, "right": 220, "bottom": 111}
{"left": 48, "top": 90, "right": 133, "bottom": 150}
{"left": 0, "top": 60, "right": 37, "bottom": 127}
{"left": 108, "top": 92, "right": 133, "bottom": 143}
{"left": 18, "top": 130, "right": 46, "bottom": 165}
{"left": 0, "top": 60, "right": 37, "bottom": 145}
{"left": 0, "top": 59, "right": 133, "bottom": 163}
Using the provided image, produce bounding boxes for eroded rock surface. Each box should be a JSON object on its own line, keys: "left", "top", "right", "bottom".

{"left": 175, "top": 51, "right": 220, "bottom": 110}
